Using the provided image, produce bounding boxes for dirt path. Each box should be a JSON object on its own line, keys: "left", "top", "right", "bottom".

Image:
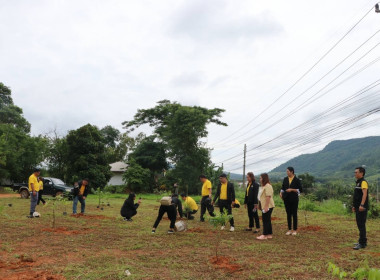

{"left": 0, "top": 193, "right": 19, "bottom": 198}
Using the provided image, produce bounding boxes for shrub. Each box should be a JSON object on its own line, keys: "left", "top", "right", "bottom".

{"left": 104, "top": 184, "right": 128, "bottom": 194}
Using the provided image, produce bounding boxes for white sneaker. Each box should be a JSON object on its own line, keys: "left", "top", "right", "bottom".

{"left": 286, "top": 230, "right": 292, "bottom": 235}
{"left": 220, "top": 226, "right": 225, "bottom": 230}
{"left": 230, "top": 226, "right": 235, "bottom": 232}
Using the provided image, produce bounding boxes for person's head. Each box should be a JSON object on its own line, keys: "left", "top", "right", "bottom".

{"left": 128, "top": 192, "right": 136, "bottom": 200}
{"left": 38, "top": 176, "right": 43, "bottom": 182}
{"left": 355, "top": 167, "right": 366, "bottom": 179}
{"left": 82, "top": 178, "right": 89, "bottom": 185}
{"left": 74, "top": 182, "right": 78, "bottom": 186}
{"left": 286, "top": 167, "right": 295, "bottom": 177}
{"left": 260, "top": 173, "right": 270, "bottom": 186}
{"left": 199, "top": 174, "right": 207, "bottom": 183}
{"left": 33, "top": 168, "right": 41, "bottom": 176}
{"left": 246, "top": 172, "right": 255, "bottom": 183}
{"left": 219, "top": 173, "right": 228, "bottom": 184}
{"left": 180, "top": 193, "right": 187, "bottom": 200}
{"left": 171, "top": 193, "right": 178, "bottom": 198}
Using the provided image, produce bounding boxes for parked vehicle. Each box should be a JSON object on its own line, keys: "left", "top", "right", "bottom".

{"left": 11, "top": 177, "right": 74, "bottom": 199}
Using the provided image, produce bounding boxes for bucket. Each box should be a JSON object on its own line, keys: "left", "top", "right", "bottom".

{"left": 175, "top": 220, "right": 187, "bottom": 232}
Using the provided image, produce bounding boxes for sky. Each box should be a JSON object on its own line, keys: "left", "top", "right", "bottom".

{"left": 1, "top": 0, "right": 380, "bottom": 175}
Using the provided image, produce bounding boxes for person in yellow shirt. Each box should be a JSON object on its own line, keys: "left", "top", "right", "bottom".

{"left": 199, "top": 175, "right": 215, "bottom": 222}
{"left": 27, "top": 168, "right": 41, "bottom": 218}
{"left": 212, "top": 173, "right": 235, "bottom": 232}
{"left": 180, "top": 193, "right": 199, "bottom": 220}
{"left": 37, "top": 177, "right": 46, "bottom": 206}
{"left": 72, "top": 179, "right": 89, "bottom": 214}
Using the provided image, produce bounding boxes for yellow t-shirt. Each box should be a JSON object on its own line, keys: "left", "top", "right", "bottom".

{"left": 39, "top": 180, "right": 43, "bottom": 190}
{"left": 220, "top": 183, "right": 228, "bottom": 200}
{"left": 79, "top": 185, "right": 86, "bottom": 195}
{"left": 259, "top": 183, "right": 275, "bottom": 209}
{"left": 201, "top": 179, "right": 212, "bottom": 196}
{"left": 246, "top": 183, "right": 252, "bottom": 196}
{"left": 234, "top": 199, "right": 240, "bottom": 206}
{"left": 361, "top": 181, "right": 368, "bottom": 189}
{"left": 28, "top": 174, "right": 40, "bottom": 192}
{"left": 184, "top": 196, "right": 198, "bottom": 211}
{"left": 288, "top": 176, "right": 294, "bottom": 185}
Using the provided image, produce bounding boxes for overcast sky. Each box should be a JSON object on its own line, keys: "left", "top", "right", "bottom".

{"left": 1, "top": 0, "right": 380, "bottom": 175}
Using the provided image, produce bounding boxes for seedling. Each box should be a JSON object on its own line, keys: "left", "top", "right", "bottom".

{"left": 208, "top": 209, "right": 233, "bottom": 260}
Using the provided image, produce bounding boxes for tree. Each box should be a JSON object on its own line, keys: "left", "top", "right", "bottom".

{"left": 66, "top": 124, "right": 112, "bottom": 189}
{"left": 123, "top": 158, "right": 151, "bottom": 192}
{"left": 45, "top": 130, "right": 69, "bottom": 181}
{"left": 123, "top": 100, "right": 226, "bottom": 194}
{"left": 298, "top": 173, "right": 315, "bottom": 194}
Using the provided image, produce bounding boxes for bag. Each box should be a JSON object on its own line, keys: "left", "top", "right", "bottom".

{"left": 160, "top": 196, "right": 172, "bottom": 206}
{"left": 174, "top": 220, "right": 187, "bottom": 232}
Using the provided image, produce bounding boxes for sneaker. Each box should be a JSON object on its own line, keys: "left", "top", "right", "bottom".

{"left": 168, "top": 230, "right": 174, "bottom": 234}
{"left": 151, "top": 229, "right": 156, "bottom": 233}
{"left": 286, "top": 230, "right": 292, "bottom": 235}
{"left": 256, "top": 235, "right": 267, "bottom": 240}
{"left": 123, "top": 218, "right": 133, "bottom": 222}
{"left": 220, "top": 226, "right": 225, "bottom": 230}
{"left": 245, "top": 228, "right": 253, "bottom": 231}
{"left": 292, "top": 231, "right": 297, "bottom": 236}
{"left": 230, "top": 226, "right": 235, "bottom": 232}
{"left": 353, "top": 244, "right": 366, "bottom": 250}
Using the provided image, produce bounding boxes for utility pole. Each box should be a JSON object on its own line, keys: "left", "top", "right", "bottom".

{"left": 242, "top": 144, "right": 247, "bottom": 187}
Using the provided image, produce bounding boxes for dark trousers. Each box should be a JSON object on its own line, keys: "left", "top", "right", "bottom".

{"left": 247, "top": 203, "right": 260, "bottom": 229}
{"left": 284, "top": 199, "right": 298, "bottom": 230}
{"left": 73, "top": 195, "right": 86, "bottom": 214}
{"left": 185, "top": 210, "right": 197, "bottom": 220}
{"left": 153, "top": 205, "right": 177, "bottom": 229}
{"left": 122, "top": 210, "right": 137, "bottom": 219}
{"left": 355, "top": 210, "right": 367, "bottom": 245}
{"left": 37, "top": 190, "right": 46, "bottom": 205}
{"left": 262, "top": 208, "right": 273, "bottom": 235}
{"left": 219, "top": 200, "right": 234, "bottom": 227}
{"left": 200, "top": 196, "right": 215, "bottom": 221}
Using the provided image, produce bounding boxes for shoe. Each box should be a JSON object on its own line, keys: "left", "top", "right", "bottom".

{"left": 220, "top": 226, "right": 225, "bottom": 230}
{"left": 353, "top": 244, "right": 366, "bottom": 250}
{"left": 230, "top": 226, "right": 235, "bottom": 232}
{"left": 200, "top": 219, "right": 205, "bottom": 222}
{"left": 266, "top": 235, "right": 273, "bottom": 239}
{"left": 292, "top": 231, "right": 297, "bottom": 236}
{"left": 168, "top": 230, "right": 174, "bottom": 234}
{"left": 286, "top": 230, "right": 292, "bottom": 235}
{"left": 245, "top": 228, "right": 253, "bottom": 231}
{"left": 151, "top": 229, "right": 156, "bottom": 233}
{"left": 256, "top": 235, "right": 267, "bottom": 240}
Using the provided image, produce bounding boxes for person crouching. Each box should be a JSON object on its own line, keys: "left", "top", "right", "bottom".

{"left": 120, "top": 193, "right": 141, "bottom": 221}
{"left": 152, "top": 194, "right": 183, "bottom": 234}
{"left": 180, "top": 193, "right": 198, "bottom": 220}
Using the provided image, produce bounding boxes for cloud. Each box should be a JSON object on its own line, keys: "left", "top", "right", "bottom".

{"left": 171, "top": 71, "right": 205, "bottom": 87}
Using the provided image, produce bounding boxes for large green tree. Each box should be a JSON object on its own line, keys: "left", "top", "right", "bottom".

{"left": 123, "top": 100, "right": 226, "bottom": 194}
{"left": 66, "top": 124, "right": 112, "bottom": 189}
{"left": 0, "top": 83, "right": 46, "bottom": 182}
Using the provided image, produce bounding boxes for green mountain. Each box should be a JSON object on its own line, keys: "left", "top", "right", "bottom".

{"left": 270, "top": 136, "right": 380, "bottom": 181}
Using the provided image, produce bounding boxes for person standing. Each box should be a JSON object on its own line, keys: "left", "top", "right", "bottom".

{"left": 120, "top": 193, "right": 141, "bottom": 221}
{"left": 37, "top": 177, "right": 46, "bottom": 206}
{"left": 27, "top": 168, "right": 41, "bottom": 218}
{"left": 280, "top": 167, "right": 302, "bottom": 236}
{"left": 72, "top": 179, "right": 89, "bottom": 214}
{"left": 199, "top": 175, "right": 215, "bottom": 221}
{"left": 180, "top": 193, "right": 198, "bottom": 220}
{"left": 257, "top": 173, "right": 275, "bottom": 240}
{"left": 152, "top": 194, "right": 183, "bottom": 234}
{"left": 352, "top": 167, "right": 369, "bottom": 250}
{"left": 212, "top": 173, "right": 235, "bottom": 232}
{"left": 244, "top": 172, "right": 260, "bottom": 232}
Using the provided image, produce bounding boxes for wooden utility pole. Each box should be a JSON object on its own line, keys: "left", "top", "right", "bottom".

{"left": 242, "top": 144, "right": 247, "bottom": 187}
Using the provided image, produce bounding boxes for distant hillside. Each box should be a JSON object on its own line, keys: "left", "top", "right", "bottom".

{"left": 270, "top": 136, "right": 380, "bottom": 181}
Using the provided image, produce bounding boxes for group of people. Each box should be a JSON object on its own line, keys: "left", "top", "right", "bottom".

{"left": 27, "top": 168, "right": 90, "bottom": 217}
{"left": 28, "top": 165, "right": 370, "bottom": 250}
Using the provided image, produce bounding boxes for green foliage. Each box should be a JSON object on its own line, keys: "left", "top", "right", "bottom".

{"left": 123, "top": 100, "right": 226, "bottom": 194}
{"left": 45, "top": 131, "right": 68, "bottom": 180}
{"left": 298, "top": 173, "right": 315, "bottom": 193}
{"left": 104, "top": 184, "right": 128, "bottom": 194}
{"left": 208, "top": 209, "right": 232, "bottom": 227}
{"left": 66, "top": 124, "right": 112, "bottom": 190}
{"left": 93, "top": 188, "right": 111, "bottom": 207}
{"left": 368, "top": 197, "right": 380, "bottom": 218}
{"left": 327, "top": 262, "right": 348, "bottom": 279}
{"left": 329, "top": 260, "right": 380, "bottom": 280}
{"left": 123, "top": 158, "right": 151, "bottom": 192}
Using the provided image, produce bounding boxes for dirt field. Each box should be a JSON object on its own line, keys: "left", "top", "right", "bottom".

{"left": 0, "top": 195, "right": 379, "bottom": 279}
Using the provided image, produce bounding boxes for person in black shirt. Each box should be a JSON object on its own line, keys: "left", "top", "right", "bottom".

{"left": 352, "top": 166, "right": 369, "bottom": 250}
{"left": 152, "top": 194, "right": 183, "bottom": 234}
{"left": 244, "top": 172, "right": 260, "bottom": 232}
{"left": 280, "top": 167, "right": 302, "bottom": 236}
{"left": 120, "top": 193, "right": 141, "bottom": 221}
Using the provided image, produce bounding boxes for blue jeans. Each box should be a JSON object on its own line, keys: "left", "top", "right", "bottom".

{"left": 73, "top": 196, "right": 85, "bottom": 214}
{"left": 30, "top": 192, "right": 38, "bottom": 214}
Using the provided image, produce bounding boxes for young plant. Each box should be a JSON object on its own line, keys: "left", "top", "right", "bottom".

{"left": 208, "top": 209, "right": 232, "bottom": 260}
{"left": 327, "top": 262, "right": 347, "bottom": 279}
{"left": 47, "top": 194, "right": 67, "bottom": 228}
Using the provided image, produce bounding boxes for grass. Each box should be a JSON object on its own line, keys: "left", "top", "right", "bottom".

{"left": 0, "top": 193, "right": 379, "bottom": 279}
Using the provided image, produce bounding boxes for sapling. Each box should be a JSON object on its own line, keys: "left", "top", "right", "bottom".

{"left": 208, "top": 209, "right": 233, "bottom": 260}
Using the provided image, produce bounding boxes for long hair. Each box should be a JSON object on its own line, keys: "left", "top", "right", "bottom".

{"left": 260, "top": 173, "right": 270, "bottom": 186}
{"left": 247, "top": 172, "right": 255, "bottom": 183}
{"left": 127, "top": 193, "right": 136, "bottom": 201}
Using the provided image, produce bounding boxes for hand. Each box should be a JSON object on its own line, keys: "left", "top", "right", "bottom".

{"left": 244, "top": 204, "right": 247, "bottom": 209}
{"left": 211, "top": 201, "right": 214, "bottom": 206}
{"left": 138, "top": 199, "right": 142, "bottom": 204}
{"left": 83, "top": 196, "right": 86, "bottom": 200}
{"left": 286, "top": 189, "right": 292, "bottom": 193}
{"left": 254, "top": 205, "right": 258, "bottom": 211}
{"left": 359, "top": 206, "right": 365, "bottom": 212}
{"left": 32, "top": 191, "right": 36, "bottom": 196}
{"left": 264, "top": 208, "right": 269, "bottom": 213}
{"left": 231, "top": 202, "right": 235, "bottom": 207}
{"left": 352, "top": 207, "right": 355, "bottom": 212}
{"left": 279, "top": 192, "right": 283, "bottom": 198}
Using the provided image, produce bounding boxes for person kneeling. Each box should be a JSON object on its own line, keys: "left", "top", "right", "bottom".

{"left": 152, "top": 194, "right": 183, "bottom": 234}
{"left": 120, "top": 193, "right": 141, "bottom": 221}
{"left": 180, "top": 193, "right": 198, "bottom": 220}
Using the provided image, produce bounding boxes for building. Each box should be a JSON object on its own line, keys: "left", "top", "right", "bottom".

{"left": 108, "top": 161, "right": 128, "bottom": 186}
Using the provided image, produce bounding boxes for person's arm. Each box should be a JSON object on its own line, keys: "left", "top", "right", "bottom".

{"left": 178, "top": 199, "right": 183, "bottom": 217}
{"left": 253, "top": 183, "right": 259, "bottom": 209}
{"left": 208, "top": 186, "right": 212, "bottom": 199}
{"left": 83, "top": 186, "right": 89, "bottom": 198}
{"left": 280, "top": 178, "right": 286, "bottom": 198}
{"left": 359, "top": 188, "right": 368, "bottom": 211}
{"left": 244, "top": 184, "right": 248, "bottom": 205}
{"left": 231, "top": 183, "right": 236, "bottom": 206}
{"left": 212, "top": 185, "right": 220, "bottom": 204}
{"left": 264, "top": 195, "right": 271, "bottom": 212}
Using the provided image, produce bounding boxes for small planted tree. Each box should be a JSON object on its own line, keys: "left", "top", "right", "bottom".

{"left": 48, "top": 195, "right": 67, "bottom": 228}
{"left": 208, "top": 209, "right": 232, "bottom": 260}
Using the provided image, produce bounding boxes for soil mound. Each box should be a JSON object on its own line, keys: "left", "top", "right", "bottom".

{"left": 299, "top": 225, "right": 323, "bottom": 232}
{"left": 41, "top": 227, "right": 91, "bottom": 235}
{"left": 70, "top": 213, "right": 109, "bottom": 220}
{"left": 210, "top": 256, "right": 241, "bottom": 273}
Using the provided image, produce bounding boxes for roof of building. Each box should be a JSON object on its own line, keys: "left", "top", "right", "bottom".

{"left": 109, "top": 161, "right": 128, "bottom": 172}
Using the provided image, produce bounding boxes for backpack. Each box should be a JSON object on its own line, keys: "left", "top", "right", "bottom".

{"left": 160, "top": 196, "right": 172, "bottom": 206}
